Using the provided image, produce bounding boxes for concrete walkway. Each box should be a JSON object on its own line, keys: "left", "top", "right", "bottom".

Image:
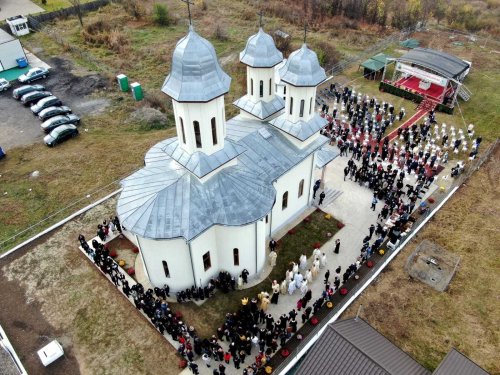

{"left": 178, "top": 148, "right": 437, "bottom": 374}
{"left": 0, "top": 0, "right": 44, "bottom": 19}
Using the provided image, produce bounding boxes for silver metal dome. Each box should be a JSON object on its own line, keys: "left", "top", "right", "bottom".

{"left": 240, "top": 28, "right": 283, "bottom": 68}
{"left": 279, "top": 44, "right": 326, "bottom": 87}
{"left": 162, "top": 26, "right": 231, "bottom": 102}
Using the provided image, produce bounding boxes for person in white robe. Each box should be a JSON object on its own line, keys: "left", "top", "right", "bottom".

{"left": 305, "top": 269, "right": 313, "bottom": 284}
{"left": 288, "top": 278, "right": 296, "bottom": 295}
{"left": 299, "top": 253, "right": 308, "bottom": 270}
{"left": 294, "top": 272, "right": 303, "bottom": 289}
{"left": 320, "top": 253, "right": 327, "bottom": 268}
{"left": 268, "top": 250, "right": 277, "bottom": 267}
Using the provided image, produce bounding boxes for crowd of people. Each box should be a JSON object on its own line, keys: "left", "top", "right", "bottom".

{"left": 76, "top": 83, "right": 485, "bottom": 373}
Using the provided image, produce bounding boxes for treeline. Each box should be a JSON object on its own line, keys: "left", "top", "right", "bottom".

{"left": 263, "top": 0, "right": 499, "bottom": 33}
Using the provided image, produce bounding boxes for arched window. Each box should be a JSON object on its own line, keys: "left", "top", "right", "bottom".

{"left": 282, "top": 191, "right": 288, "bottom": 210}
{"left": 289, "top": 97, "right": 293, "bottom": 115}
{"left": 259, "top": 80, "right": 264, "bottom": 97}
{"left": 193, "top": 121, "right": 202, "bottom": 148}
{"left": 233, "top": 248, "right": 239, "bottom": 266}
{"left": 298, "top": 179, "right": 304, "bottom": 197}
{"left": 299, "top": 99, "right": 305, "bottom": 117}
{"left": 309, "top": 97, "right": 313, "bottom": 114}
{"left": 162, "top": 261, "right": 170, "bottom": 278}
{"left": 211, "top": 117, "right": 217, "bottom": 146}
{"left": 251, "top": 79, "right": 254, "bottom": 95}
{"left": 269, "top": 79, "right": 272, "bottom": 95}
{"left": 203, "top": 251, "right": 211, "bottom": 271}
{"left": 179, "top": 117, "right": 186, "bottom": 144}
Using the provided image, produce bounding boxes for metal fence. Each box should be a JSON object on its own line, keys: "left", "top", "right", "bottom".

{"left": 271, "top": 138, "right": 498, "bottom": 374}
{"left": 28, "top": 0, "right": 111, "bottom": 25}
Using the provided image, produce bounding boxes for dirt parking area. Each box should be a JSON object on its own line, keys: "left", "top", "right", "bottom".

{"left": 0, "top": 57, "right": 110, "bottom": 151}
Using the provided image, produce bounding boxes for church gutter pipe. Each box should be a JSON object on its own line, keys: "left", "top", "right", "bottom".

{"left": 308, "top": 153, "right": 315, "bottom": 204}
{"left": 187, "top": 241, "right": 197, "bottom": 288}
{"left": 277, "top": 185, "right": 460, "bottom": 375}
{"left": 0, "top": 188, "right": 122, "bottom": 260}
{"left": 255, "top": 222, "right": 258, "bottom": 274}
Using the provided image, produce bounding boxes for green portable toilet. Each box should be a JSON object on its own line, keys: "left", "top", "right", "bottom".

{"left": 117, "top": 74, "right": 129, "bottom": 92}
{"left": 131, "top": 82, "right": 143, "bottom": 101}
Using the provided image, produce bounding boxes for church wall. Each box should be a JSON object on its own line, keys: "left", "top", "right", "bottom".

{"left": 256, "top": 218, "right": 267, "bottom": 272}
{"left": 190, "top": 227, "right": 220, "bottom": 286}
{"left": 214, "top": 223, "right": 258, "bottom": 276}
{"left": 284, "top": 85, "right": 317, "bottom": 123}
{"left": 271, "top": 154, "right": 314, "bottom": 233}
{"left": 172, "top": 96, "right": 226, "bottom": 156}
{"left": 136, "top": 236, "right": 195, "bottom": 291}
{"left": 247, "top": 66, "right": 275, "bottom": 103}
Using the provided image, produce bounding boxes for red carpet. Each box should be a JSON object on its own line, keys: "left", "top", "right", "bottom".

{"left": 396, "top": 76, "right": 445, "bottom": 102}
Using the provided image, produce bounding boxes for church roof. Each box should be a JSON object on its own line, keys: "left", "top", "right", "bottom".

{"left": 117, "top": 116, "right": 328, "bottom": 241}
{"left": 161, "top": 26, "right": 231, "bottom": 102}
{"left": 279, "top": 44, "right": 326, "bottom": 87}
{"left": 269, "top": 113, "right": 328, "bottom": 141}
{"left": 233, "top": 95, "right": 284, "bottom": 120}
{"left": 146, "top": 137, "right": 246, "bottom": 179}
{"left": 239, "top": 28, "right": 283, "bottom": 68}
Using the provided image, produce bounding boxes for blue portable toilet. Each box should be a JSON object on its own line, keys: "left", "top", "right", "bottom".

{"left": 16, "top": 57, "right": 28, "bottom": 68}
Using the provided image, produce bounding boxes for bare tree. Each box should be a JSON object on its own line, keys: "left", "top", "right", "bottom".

{"left": 68, "top": 0, "right": 83, "bottom": 27}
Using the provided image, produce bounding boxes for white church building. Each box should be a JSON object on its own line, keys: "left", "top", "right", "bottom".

{"left": 116, "top": 24, "right": 337, "bottom": 291}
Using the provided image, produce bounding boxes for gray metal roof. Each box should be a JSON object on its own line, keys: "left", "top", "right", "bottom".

{"left": 397, "top": 47, "right": 470, "bottom": 79}
{"left": 117, "top": 115, "right": 328, "bottom": 241}
{"left": 279, "top": 44, "right": 326, "bottom": 87}
{"left": 153, "top": 137, "right": 246, "bottom": 178}
{"left": 0, "top": 29, "right": 15, "bottom": 44}
{"left": 315, "top": 146, "right": 339, "bottom": 168}
{"left": 161, "top": 26, "right": 231, "bottom": 102}
{"left": 239, "top": 28, "right": 283, "bottom": 68}
{"left": 269, "top": 113, "right": 328, "bottom": 141}
{"left": 296, "top": 318, "right": 430, "bottom": 375}
{"left": 433, "top": 349, "right": 489, "bottom": 375}
{"left": 233, "top": 95, "right": 284, "bottom": 120}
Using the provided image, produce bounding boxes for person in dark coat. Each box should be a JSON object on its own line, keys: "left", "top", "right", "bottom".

{"left": 318, "top": 191, "right": 326, "bottom": 205}
{"left": 334, "top": 239, "right": 341, "bottom": 254}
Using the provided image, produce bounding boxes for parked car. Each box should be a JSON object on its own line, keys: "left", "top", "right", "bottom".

{"left": 18, "top": 67, "right": 50, "bottom": 83}
{"left": 13, "top": 84, "right": 45, "bottom": 100}
{"left": 44, "top": 124, "right": 79, "bottom": 147}
{"left": 41, "top": 114, "right": 80, "bottom": 133}
{"left": 38, "top": 106, "right": 72, "bottom": 121}
{"left": 0, "top": 146, "right": 5, "bottom": 160}
{"left": 21, "top": 91, "right": 52, "bottom": 106}
{"left": 31, "top": 96, "right": 62, "bottom": 115}
{"left": 0, "top": 78, "right": 11, "bottom": 92}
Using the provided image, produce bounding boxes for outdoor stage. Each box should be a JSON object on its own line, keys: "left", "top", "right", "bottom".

{"left": 396, "top": 76, "right": 446, "bottom": 102}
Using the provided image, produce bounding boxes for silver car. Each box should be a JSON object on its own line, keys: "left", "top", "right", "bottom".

{"left": 38, "top": 106, "right": 72, "bottom": 121}
{"left": 41, "top": 114, "right": 81, "bottom": 133}
{"left": 0, "top": 78, "right": 11, "bottom": 92}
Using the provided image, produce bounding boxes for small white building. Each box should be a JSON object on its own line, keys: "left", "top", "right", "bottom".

{"left": 116, "top": 24, "right": 338, "bottom": 291}
{"left": 0, "top": 28, "right": 27, "bottom": 71}
{"left": 6, "top": 15, "right": 30, "bottom": 37}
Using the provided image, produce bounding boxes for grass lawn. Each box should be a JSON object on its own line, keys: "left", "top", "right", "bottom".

{"left": 173, "top": 210, "right": 340, "bottom": 339}
{"left": 342, "top": 145, "right": 500, "bottom": 374}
